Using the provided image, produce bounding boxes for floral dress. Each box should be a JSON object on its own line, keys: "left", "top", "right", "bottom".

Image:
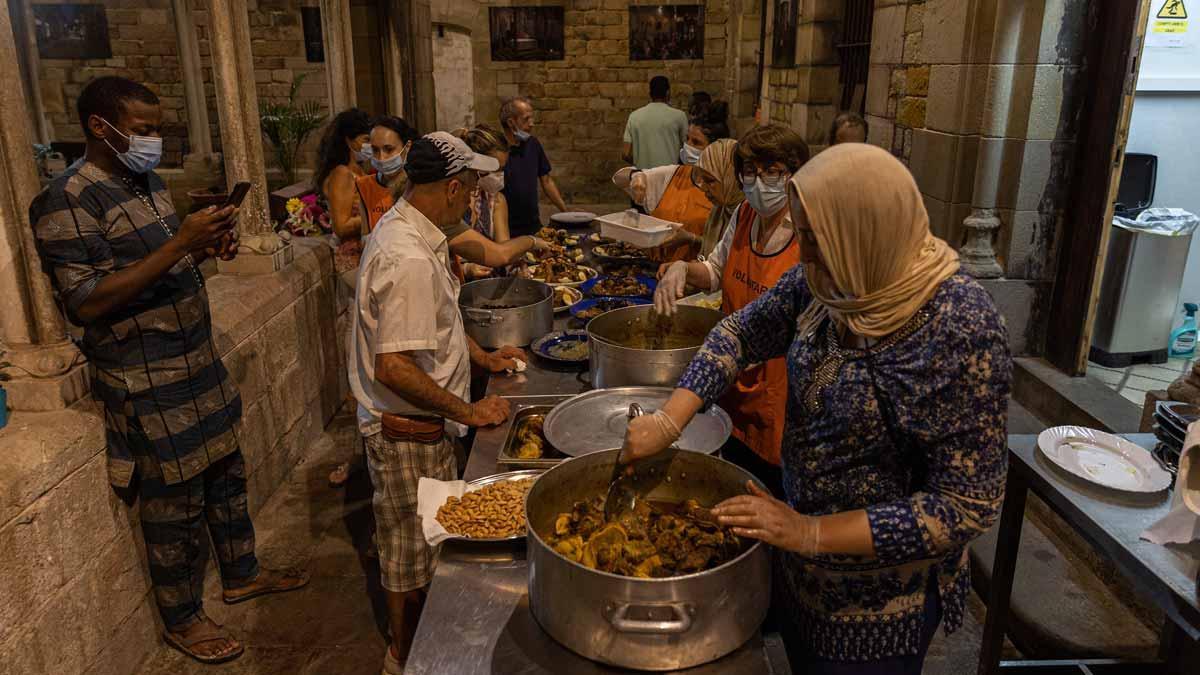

{"left": 677, "top": 267, "right": 1012, "bottom": 662}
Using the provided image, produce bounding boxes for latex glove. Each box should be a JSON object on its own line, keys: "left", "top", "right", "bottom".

{"left": 620, "top": 409, "right": 681, "bottom": 463}
{"left": 630, "top": 172, "right": 648, "bottom": 205}
{"left": 654, "top": 261, "right": 689, "bottom": 316}
{"left": 712, "top": 481, "right": 821, "bottom": 557}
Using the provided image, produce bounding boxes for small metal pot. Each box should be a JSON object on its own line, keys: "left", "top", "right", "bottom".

{"left": 459, "top": 277, "right": 553, "bottom": 348}
{"left": 525, "top": 448, "right": 770, "bottom": 670}
{"left": 586, "top": 304, "right": 725, "bottom": 388}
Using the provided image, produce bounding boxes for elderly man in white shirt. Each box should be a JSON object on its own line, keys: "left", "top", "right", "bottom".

{"left": 348, "top": 131, "right": 525, "bottom": 674}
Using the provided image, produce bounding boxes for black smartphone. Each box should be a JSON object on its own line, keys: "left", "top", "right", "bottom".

{"left": 223, "top": 181, "right": 252, "bottom": 209}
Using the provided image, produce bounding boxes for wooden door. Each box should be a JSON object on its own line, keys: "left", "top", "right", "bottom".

{"left": 350, "top": 0, "right": 388, "bottom": 115}
{"left": 1045, "top": 0, "right": 1152, "bottom": 375}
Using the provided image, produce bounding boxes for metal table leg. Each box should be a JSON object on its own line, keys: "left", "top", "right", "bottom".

{"left": 978, "top": 466, "right": 1030, "bottom": 675}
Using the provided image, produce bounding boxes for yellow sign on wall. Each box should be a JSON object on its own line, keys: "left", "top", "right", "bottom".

{"left": 1157, "top": 0, "right": 1187, "bottom": 19}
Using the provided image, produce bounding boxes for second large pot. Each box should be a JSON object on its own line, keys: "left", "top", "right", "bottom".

{"left": 459, "top": 277, "right": 553, "bottom": 348}
{"left": 586, "top": 304, "right": 725, "bottom": 388}
{"left": 526, "top": 449, "right": 771, "bottom": 671}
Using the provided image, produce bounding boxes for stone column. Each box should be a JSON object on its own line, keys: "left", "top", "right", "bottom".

{"left": 207, "top": 0, "right": 272, "bottom": 235}
{"left": 11, "top": 0, "right": 51, "bottom": 145}
{"left": 382, "top": 0, "right": 436, "bottom": 129}
{"left": 172, "top": 0, "right": 222, "bottom": 188}
{"left": 0, "top": 7, "right": 88, "bottom": 410}
{"left": 319, "top": 0, "right": 357, "bottom": 113}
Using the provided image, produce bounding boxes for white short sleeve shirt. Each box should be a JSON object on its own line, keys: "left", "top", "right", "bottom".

{"left": 349, "top": 198, "right": 471, "bottom": 437}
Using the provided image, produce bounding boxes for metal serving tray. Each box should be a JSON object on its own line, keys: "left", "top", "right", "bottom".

{"left": 496, "top": 404, "right": 570, "bottom": 470}
{"left": 440, "top": 470, "right": 545, "bottom": 544}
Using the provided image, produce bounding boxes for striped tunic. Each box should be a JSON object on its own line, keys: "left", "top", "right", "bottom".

{"left": 30, "top": 161, "right": 241, "bottom": 487}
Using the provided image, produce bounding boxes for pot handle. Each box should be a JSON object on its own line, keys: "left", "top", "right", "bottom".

{"left": 462, "top": 307, "right": 499, "bottom": 325}
{"left": 607, "top": 602, "right": 693, "bottom": 634}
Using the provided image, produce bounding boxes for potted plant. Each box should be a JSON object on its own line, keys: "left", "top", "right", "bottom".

{"left": 260, "top": 73, "right": 326, "bottom": 187}
{"left": 0, "top": 350, "right": 12, "bottom": 430}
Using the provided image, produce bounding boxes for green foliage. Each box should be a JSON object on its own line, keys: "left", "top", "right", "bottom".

{"left": 259, "top": 73, "right": 326, "bottom": 185}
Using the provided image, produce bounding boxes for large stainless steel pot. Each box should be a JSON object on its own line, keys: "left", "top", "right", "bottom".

{"left": 459, "top": 277, "right": 553, "bottom": 348}
{"left": 525, "top": 449, "right": 770, "bottom": 671}
{"left": 586, "top": 305, "right": 725, "bottom": 388}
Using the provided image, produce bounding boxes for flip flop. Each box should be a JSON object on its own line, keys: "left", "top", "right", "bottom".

{"left": 163, "top": 618, "right": 244, "bottom": 664}
{"left": 222, "top": 567, "right": 310, "bottom": 605}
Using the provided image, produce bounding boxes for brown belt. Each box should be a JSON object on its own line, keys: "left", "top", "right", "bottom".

{"left": 381, "top": 413, "right": 445, "bottom": 444}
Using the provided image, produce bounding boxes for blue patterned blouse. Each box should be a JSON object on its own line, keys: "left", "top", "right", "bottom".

{"left": 678, "top": 266, "right": 1011, "bottom": 662}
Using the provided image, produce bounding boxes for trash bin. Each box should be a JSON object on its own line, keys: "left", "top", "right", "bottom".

{"left": 1090, "top": 208, "right": 1200, "bottom": 367}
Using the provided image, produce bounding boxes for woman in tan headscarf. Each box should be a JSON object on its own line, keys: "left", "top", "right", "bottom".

{"left": 694, "top": 138, "right": 744, "bottom": 255}
{"left": 624, "top": 144, "right": 1013, "bottom": 674}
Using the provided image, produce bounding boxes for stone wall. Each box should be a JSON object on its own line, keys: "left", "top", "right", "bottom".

{"left": 31, "top": 0, "right": 328, "bottom": 173}
{"left": 432, "top": 23, "right": 476, "bottom": 131}
{"left": 0, "top": 240, "right": 349, "bottom": 674}
{"left": 759, "top": 0, "right": 842, "bottom": 149}
{"left": 467, "top": 0, "right": 740, "bottom": 204}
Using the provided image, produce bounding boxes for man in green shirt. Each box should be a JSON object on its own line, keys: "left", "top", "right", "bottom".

{"left": 622, "top": 76, "right": 688, "bottom": 170}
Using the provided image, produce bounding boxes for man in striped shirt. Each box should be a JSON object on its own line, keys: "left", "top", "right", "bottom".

{"left": 29, "top": 76, "right": 308, "bottom": 664}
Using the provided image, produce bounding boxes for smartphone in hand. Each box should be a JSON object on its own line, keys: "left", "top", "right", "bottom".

{"left": 223, "top": 181, "right": 252, "bottom": 209}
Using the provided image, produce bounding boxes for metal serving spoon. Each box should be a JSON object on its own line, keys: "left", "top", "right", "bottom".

{"left": 604, "top": 403, "right": 680, "bottom": 522}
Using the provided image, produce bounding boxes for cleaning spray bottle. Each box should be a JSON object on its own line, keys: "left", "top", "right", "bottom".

{"left": 1169, "top": 303, "right": 1198, "bottom": 358}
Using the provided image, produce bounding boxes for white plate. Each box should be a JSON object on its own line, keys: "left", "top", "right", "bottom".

{"left": 1037, "top": 426, "right": 1172, "bottom": 493}
{"left": 550, "top": 211, "right": 596, "bottom": 226}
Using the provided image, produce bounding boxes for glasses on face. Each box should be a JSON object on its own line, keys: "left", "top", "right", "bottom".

{"left": 739, "top": 165, "right": 790, "bottom": 184}
{"left": 690, "top": 168, "right": 718, "bottom": 191}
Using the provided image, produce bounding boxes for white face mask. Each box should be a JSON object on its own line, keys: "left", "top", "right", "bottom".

{"left": 680, "top": 143, "right": 702, "bottom": 166}
{"left": 101, "top": 118, "right": 162, "bottom": 174}
{"left": 479, "top": 171, "right": 505, "bottom": 194}
{"left": 514, "top": 129, "right": 531, "bottom": 142}
{"left": 371, "top": 151, "right": 406, "bottom": 178}
{"left": 742, "top": 174, "right": 790, "bottom": 217}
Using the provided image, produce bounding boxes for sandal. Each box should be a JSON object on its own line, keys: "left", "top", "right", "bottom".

{"left": 222, "top": 567, "right": 310, "bottom": 605}
{"left": 163, "top": 617, "right": 244, "bottom": 664}
{"left": 328, "top": 462, "right": 351, "bottom": 487}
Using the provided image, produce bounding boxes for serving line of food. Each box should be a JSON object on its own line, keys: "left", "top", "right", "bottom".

{"left": 405, "top": 212, "right": 791, "bottom": 673}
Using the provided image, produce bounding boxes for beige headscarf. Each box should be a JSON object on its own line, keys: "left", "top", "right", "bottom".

{"left": 790, "top": 143, "right": 960, "bottom": 339}
{"left": 696, "top": 139, "right": 744, "bottom": 256}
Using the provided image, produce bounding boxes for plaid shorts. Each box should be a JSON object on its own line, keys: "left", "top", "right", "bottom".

{"left": 364, "top": 432, "right": 458, "bottom": 593}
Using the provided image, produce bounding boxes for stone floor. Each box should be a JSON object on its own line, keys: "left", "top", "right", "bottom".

{"left": 135, "top": 405, "right": 1014, "bottom": 675}
{"left": 1087, "top": 357, "right": 1191, "bottom": 407}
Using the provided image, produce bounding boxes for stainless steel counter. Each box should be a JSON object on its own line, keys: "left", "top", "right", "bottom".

{"left": 406, "top": 356, "right": 790, "bottom": 673}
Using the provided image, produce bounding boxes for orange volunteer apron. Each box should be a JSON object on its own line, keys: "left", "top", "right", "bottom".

{"left": 649, "top": 166, "right": 713, "bottom": 263}
{"left": 355, "top": 174, "right": 394, "bottom": 233}
{"left": 719, "top": 203, "right": 800, "bottom": 466}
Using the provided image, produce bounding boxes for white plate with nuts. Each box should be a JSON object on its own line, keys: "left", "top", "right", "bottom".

{"left": 419, "top": 470, "right": 543, "bottom": 544}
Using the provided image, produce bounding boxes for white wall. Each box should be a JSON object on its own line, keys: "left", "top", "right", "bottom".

{"left": 1126, "top": 92, "right": 1200, "bottom": 329}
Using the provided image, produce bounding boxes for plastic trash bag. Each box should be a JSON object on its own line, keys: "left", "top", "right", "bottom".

{"left": 1113, "top": 208, "right": 1200, "bottom": 236}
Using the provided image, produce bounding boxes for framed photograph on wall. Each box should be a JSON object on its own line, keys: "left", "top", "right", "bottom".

{"left": 772, "top": 0, "right": 798, "bottom": 68}
{"left": 489, "top": 7, "right": 565, "bottom": 61}
{"left": 33, "top": 4, "right": 112, "bottom": 60}
{"left": 629, "top": 5, "right": 705, "bottom": 61}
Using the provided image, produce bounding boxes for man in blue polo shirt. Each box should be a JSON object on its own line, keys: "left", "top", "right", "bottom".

{"left": 499, "top": 96, "right": 569, "bottom": 237}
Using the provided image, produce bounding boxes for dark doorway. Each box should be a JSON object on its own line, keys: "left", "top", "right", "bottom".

{"left": 351, "top": 0, "right": 389, "bottom": 116}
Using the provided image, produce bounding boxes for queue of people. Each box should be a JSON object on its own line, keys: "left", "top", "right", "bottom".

{"left": 26, "top": 71, "right": 1006, "bottom": 675}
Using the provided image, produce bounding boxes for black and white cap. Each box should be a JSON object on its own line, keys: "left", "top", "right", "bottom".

{"left": 404, "top": 131, "right": 500, "bottom": 184}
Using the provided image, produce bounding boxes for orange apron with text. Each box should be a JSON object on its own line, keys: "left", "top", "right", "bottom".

{"left": 649, "top": 166, "right": 712, "bottom": 263}
{"left": 355, "top": 174, "right": 394, "bottom": 233}
{"left": 718, "top": 203, "right": 800, "bottom": 466}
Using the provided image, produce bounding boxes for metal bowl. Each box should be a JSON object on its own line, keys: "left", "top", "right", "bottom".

{"left": 438, "top": 470, "right": 544, "bottom": 543}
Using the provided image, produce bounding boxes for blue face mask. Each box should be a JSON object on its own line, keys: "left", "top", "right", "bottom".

{"left": 354, "top": 144, "right": 372, "bottom": 164}
{"left": 371, "top": 151, "right": 406, "bottom": 178}
{"left": 742, "top": 174, "right": 790, "bottom": 217}
{"left": 514, "top": 129, "right": 531, "bottom": 142}
{"left": 102, "top": 118, "right": 162, "bottom": 174}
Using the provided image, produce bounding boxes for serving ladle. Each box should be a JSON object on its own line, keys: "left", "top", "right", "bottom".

{"left": 604, "top": 403, "right": 679, "bottom": 521}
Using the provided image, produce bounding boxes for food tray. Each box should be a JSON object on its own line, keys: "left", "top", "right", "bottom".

{"left": 526, "top": 264, "right": 598, "bottom": 288}
{"left": 595, "top": 211, "right": 677, "bottom": 248}
{"left": 531, "top": 330, "right": 590, "bottom": 366}
{"left": 569, "top": 296, "right": 649, "bottom": 320}
{"left": 497, "top": 406, "right": 569, "bottom": 469}
{"left": 580, "top": 274, "right": 657, "bottom": 299}
{"left": 553, "top": 287, "right": 583, "bottom": 314}
{"left": 442, "top": 470, "right": 545, "bottom": 543}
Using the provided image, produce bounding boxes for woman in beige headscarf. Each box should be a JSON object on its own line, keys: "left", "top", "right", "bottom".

{"left": 624, "top": 144, "right": 1013, "bottom": 674}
